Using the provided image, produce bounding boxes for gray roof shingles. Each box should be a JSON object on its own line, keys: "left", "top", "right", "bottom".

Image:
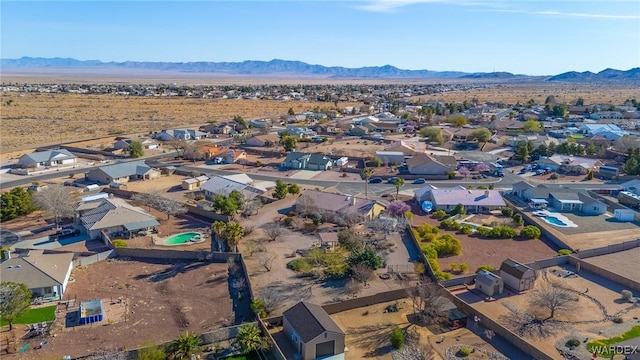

{"left": 283, "top": 302, "right": 344, "bottom": 343}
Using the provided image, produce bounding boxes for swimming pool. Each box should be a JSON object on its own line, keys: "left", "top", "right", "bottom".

{"left": 542, "top": 216, "right": 568, "bottom": 227}
{"left": 163, "top": 232, "right": 204, "bottom": 245}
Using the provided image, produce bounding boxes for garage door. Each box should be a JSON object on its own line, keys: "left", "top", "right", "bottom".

{"left": 315, "top": 340, "right": 335, "bottom": 358}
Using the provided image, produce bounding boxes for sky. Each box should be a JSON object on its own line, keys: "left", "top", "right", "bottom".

{"left": 1, "top": 0, "right": 639, "bottom": 75}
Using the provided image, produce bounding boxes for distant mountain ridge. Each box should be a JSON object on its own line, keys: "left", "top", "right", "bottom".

{"left": 1, "top": 57, "right": 638, "bottom": 82}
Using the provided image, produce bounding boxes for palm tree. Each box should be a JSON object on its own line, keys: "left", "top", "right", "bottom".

{"left": 224, "top": 221, "right": 244, "bottom": 252}
{"left": 361, "top": 167, "right": 373, "bottom": 199}
{"left": 237, "top": 323, "right": 267, "bottom": 354}
{"left": 393, "top": 177, "right": 405, "bottom": 200}
{"left": 211, "top": 221, "right": 226, "bottom": 252}
{"left": 171, "top": 331, "right": 201, "bottom": 360}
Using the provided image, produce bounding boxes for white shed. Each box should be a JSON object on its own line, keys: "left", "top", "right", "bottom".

{"left": 614, "top": 209, "right": 636, "bottom": 222}
{"left": 475, "top": 270, "right": 504, "bottom": 297}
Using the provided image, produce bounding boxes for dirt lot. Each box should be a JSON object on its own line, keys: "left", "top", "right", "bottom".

{"left": 0, "top": 92, "right": 361, "bottom": 153}
{"left": 409, "top": 204, "right": 559, "bottom": 275}
{"left": 4, "top": 258, "right": 233, "bottom": 359}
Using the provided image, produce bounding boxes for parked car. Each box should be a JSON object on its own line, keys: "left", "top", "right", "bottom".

{"left": 369, "top": 177, "right": 383, "bottom": 184}
{"left": 413, "top": 178, "right": 426, "bottom": 184}
{"left": 50, "top": 228, "right": 80, "bottom": 241}
{"left": 387, "top": 177, "right": 398, "bottom": 184}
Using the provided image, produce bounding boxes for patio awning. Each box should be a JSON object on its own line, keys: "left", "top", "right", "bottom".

{"left": 530, "top": 199, "right": 548, "bottom": 204}
{"left": 124, "top": 219, "right": 160, "bottom": 231}
{"left": 557, "top": 199, "right": 582, "bottom": 204}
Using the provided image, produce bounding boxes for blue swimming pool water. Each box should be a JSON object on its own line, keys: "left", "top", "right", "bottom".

{"left": 543, "top": 216, "right": 567, "bottom": 226}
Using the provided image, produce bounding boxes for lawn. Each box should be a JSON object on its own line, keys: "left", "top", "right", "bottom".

{"left": 587, "top": 326, "right": 640, "bottom": 357}
{"left": 0, "top": 305, "right": 57, "bottom": 326}
{"left": 220, "top": 352, "right": 261, "bottom": 360}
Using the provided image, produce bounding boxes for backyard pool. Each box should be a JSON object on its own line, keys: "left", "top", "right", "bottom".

{"left": 533, "top": 210, "right": 578, "bottom": 228}
{"left": 163, "top": 232, "right": 204, "bottom": 246}
{"left": 543, "top": 216, "right": 567, "bottom": 226}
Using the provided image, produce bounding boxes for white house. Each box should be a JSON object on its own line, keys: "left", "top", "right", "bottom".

{"left": 19, "top": 149, "right": 77, "bottom": 169}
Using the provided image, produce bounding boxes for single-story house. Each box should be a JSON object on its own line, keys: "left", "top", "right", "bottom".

{"left": 475, "top": 270, "right": 504, "bottom": 297}
{"left": 375, "top": 151, "right": 405, "bottom": 166}
{"left": 366, "top": 121, "right": 402, "bottom": 133}
{"left": 245, "top": 134, "right": 280, "bottom": 147}
{"left": 318, "top": 232, "right": 339, "bottom": 251}
{"left": 19, "top": 149, "right": 77, "bottom": 169}
{"left": 413, "top": 184, "right": 439, "bottom": 203}
{"left": 113, "top": 137, "right": 160, "bottom": 151}
{"left": 537, "top": 155, "right": 603, "bottom": 175}
{"left": 112, "top": 139, "right": 133, "bottom": 151}
{"left": 620, "top": 179, "right": 640, "bottom": 195}
{"left": 282, "top": 152, "right": 311, "bottom": 170}
{"left": 513, "top": 182, "right": 607, "bottom": 214}
{"left": 201, "top": 123, "right": 236, "bottom": 135}
{"left": 384, "top": 140, "right": 427, "bottom": 156}
{"left": 76, "top": 196, "right": 160, "bottom": 239}
{"left": 307, "top": 154, "right": 333, "bottom": 171}
{"left": 406, "top": 154, "right": 457, "bottom": 175}
{"left": 296, "top": 190, "right": 385, "bottom": 221}
{"left": 280, "top": 126, "right": 317, "bottom": 139}
{"left": 86, "top": 160, "right": 161, "bottom": 185}
{"left": 500, "top": 259, "right": 536, "bottom": 292}
{"left": 0, "top": 250, "right": 74, "bottom": 300}
{"left": 209, "top": 148, "right": 247, "bottom": 164}
{"left": 155, "top": 128, "right": 208, "bottom": 141}
{"left": 140, "top": 138, "right": 160, "bottom": 149}
{"left": 199, "top": 175, "right": 264, "bottom": 200}
{"left": 283, "top": 302, "right": 346, "bottom": 360}
{"left": 426, "top": 189, "right": 506, "bottom": 213}
{"left": 348, "top": 125, "right": 369, "bottom": 136}
{"left": 248, "top": 118, "right": 271, "bottom": 129}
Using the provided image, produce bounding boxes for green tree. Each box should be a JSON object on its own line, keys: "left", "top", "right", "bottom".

{"left": 370, "top": 157, "right": 383, "bottom": 168}
{"left": 586, "top": 142, "right": 597, "bottom": 156}
{"left": 211, "top": 221, "right": 226, "bottom": 251}
{"left": 224, "top": 222, "right": 244, "bottom": 252}
{"left": 393, "top": 177, "right": 405, "bottom": 200}
{"left": 129, "top": 140, "right": 144, "bottom": 158}
{"left": 347, "top": 246, "right": 382, "bottom": 269}
{"left": 623, "top": 157, "right": 639, "bottom": 175}
{"left": 281, "top": 135, "right": 297, "bottom": 152}
{"left": 575, "top": 98, "right": 584, "bottom": 106}
{"left": 288, "top": 107, "right": 295, "bottom": 115}
{"left": 0, "top": 282, "right": 32, "bottom": 331}
{"left": 287, "top": 183, "right": 300, "bottom": 195}
{"left": 469, "top": 128, "right": 492, "bottom": 143}
{"left": 361, "top": 167, "right": 373, "bottom": 198}
{"left": 520, "top": 225, "right": 542, "bottom": 239}
{"left": 213, "top": 194, "right": 238, "bottom": 216}
{"left": 237, "top": 323, "right": 267, "bottom": 353}
{"left": 390, "top": 326, "right": 404, "bottom": 349}
{"left": 273, "top": 180, "right": 289, "bottom": 200}
{"left": 250, "top": 298, "right": 268, "bottom": 318}
{"left": 523, "top": 120, "right": 543, "bottom": 133}
{"left": 419, "top": 127, "right": 444, "bottom": 145}
{"left": 513, "top": 141, "right": 530, "bottom": 162}
{"left": 1, "top": 187, "right": 35, "bottom": 222}
{"left": 171, "top": 332, "right": 201, "bottom": 360}
{"left": 233, "top": 115, "right": 247, "bottom": 129}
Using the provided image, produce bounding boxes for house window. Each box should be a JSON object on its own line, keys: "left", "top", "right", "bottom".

{"left": 593, "top": 207, "right": 598, "bottom": 211}
{"left": 44, "top": 286, "right": 53, "bottom": 294}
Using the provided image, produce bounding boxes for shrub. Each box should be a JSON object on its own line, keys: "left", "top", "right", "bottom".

{"left": 432, "top": 210, "right": 447, "bottom": 220}
{"left": 282, "top": 217, "right": 294, "bottom": 227}
{"left": 435, "top": 271, "right": 452, "bottom": 280}
{"left": 549, "top": 173, "right": 559, "bottom": 180}
{"left": 427, "top": 258, "right": 440, "bottom": 272}
{"left": 414, "top": 262, "right": 425, "bottom": 274}
{"left": 566, "top": 338, "right": 581, "bottom": 348}
{"left": 476, "top": 226, "right": 491, "bottom": 237}
{"left": 251, "top": 299, "right": 268, "bottom": 318}
{"left": 621, "top": 290, "right": 633, "bottom": 301}
{"left": 416, "top": 223, "right": 439, "bottom": 238}
{"left": 476, "top": 265, "right": 496, "bottom": 273}
{"left": 450, "top": 263, "right": 458, "bottom": 272}
{"left": 421, "top": 245, "right": 438, "bottom": 259}
{"left": 431, "top": 234, "right": 462, "bottom": 256}
{"left": 520, "top": 225, "right": 542, "bottom": 239}
{"left": 112, "top": 239, "right": 128, "bottom": 248}
{"left": 287, "top": 258, "right": 312, "bottom": 272}
{"left": 255, "top": 160, "right": 263, "bottom": 167}
{"left": 458, "top": 346, "right": 471, "bottom": 357}
{"left": 450, "top": 204, "right": 467, "bottom": 216}
{"left": 460, "top": 224, "right": 473, "bottom": 235}
{"left": 587, "top": 171, "right": 594, "bottom": 180}
{"left": 390, "top": 326, "right": 404, "bottom": 349}
{"left": 557, "top": 249, "right": 572, "bottom": 256}
{"left": 512, "top": 213, "right": 523, "bottom": 225}
{"left": 488, "top": 225, "right": 517, "bottom": 239}
{"left": 613, "top": 317, "right": 624, "bottom": 323}
{"left": 447, "top": 172, "right": 455, "bottom": 179}
{"left": 501, "top": 207, "right": 514, "bottom": 217}
{"left": 458, "top": 263, "right": 469, "bottom": 273}
{"left": 137, "top": 342, "right": 166, "bottom": 360}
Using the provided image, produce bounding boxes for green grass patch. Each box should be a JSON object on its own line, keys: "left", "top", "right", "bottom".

{"left": 570, "top": 134, "right": 585, "bottom": 139}
{"left": 0, "top": 305, "right": 57, "bottom": 326}
{"left": 220, "top": 352, "right": 261, "bottom": 360}
{"left": 587, "top": 326, "right": 640, "bottom": 356}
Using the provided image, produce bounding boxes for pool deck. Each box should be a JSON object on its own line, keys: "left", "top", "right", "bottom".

{"left": 532, "top": 210, "right": 578, "bottom": 228}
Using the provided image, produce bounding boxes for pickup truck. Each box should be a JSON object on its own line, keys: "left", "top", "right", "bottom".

{"left": 49, "top": 228, "right": 80, "bottom": 241}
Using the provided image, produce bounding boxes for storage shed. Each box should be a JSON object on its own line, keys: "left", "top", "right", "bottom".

{"left": 475, "top": 270, "right": 504, "bottom": 297}
{"left": 500, "top": 259, "right": 536, "bottom": 292}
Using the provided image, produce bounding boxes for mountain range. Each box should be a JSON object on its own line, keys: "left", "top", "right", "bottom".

{"left": 1, "top": 57, "right": 638, "bottom": 82}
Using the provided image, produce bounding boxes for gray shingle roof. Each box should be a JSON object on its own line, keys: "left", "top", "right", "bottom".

{"left": 97, "top": 161, "right": 153, "bottom": 179}
{"left": 22, "top": 149, "right": 75, "bottom": 163}
{"left": 283, "top": 302, "right": 344, "bottom": 343}
{"left": 307, "top": 153, "right": 332, "bottom": 166}
{"left": 283, "top": 152, "right": 310, "bottom": 163}
{"left": 500, "top": 259, "right": 532, "bottom": 279}
{"left": 1, "top": 250, "right": 73, "bottom": 290}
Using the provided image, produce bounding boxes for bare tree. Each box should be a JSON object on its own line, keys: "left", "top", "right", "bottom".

{"left": 295, "top": 195, "right": 319, "bottom": 217}
{"left": 351, "top": 262, "right": 373, "bottom": 286}
{"left": 232, "top": 277, "right": 247, "bottom": 291}
{"left": 167, "top": 139, "right": 188, "bottom": 157}
{"left": 264, "top": 222, "right": 285, "bottom": 242}
{"left": 156, "top": 197, "right": 187, "bottom": 220}
{"left": 258, "top": 287, "right": 284, "bottom": 314}
{"left": 529, "top": 281, "right": 577, "bottom": 319}
{"left": 392, "top": 339, "right": 435, "bottom": 360}
{"left": 344, "top": 278, "right": 362, "bottom": 297}
{"left": 404, "top": 280, "right": 449, "bottom": 325}
{"left": 243, "top": 199, "right": 262, "bottom": 217}
{"left": 33, "top": 184, "right": 76, "bottom": 229}
{"left": 258, "top": 253, "right": 276, "bottom": 272}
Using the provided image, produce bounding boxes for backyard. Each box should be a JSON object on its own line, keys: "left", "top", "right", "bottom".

{"left": 0, "top": 306, "right": 56, "bottom": 327}
{"left": 6, "top": 257, "right": 234, "bottom": 360}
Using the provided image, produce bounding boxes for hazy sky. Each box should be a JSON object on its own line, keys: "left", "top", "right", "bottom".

{"left": 2, "top": 0, "right": 639, "bottom": 75}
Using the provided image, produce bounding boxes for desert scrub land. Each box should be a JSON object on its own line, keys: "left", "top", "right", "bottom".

{"left": 412, "top": 83, "right": 640, "bottom": 105}
{"left": 0, "top": 93, "right": 361, "bottom": 152}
